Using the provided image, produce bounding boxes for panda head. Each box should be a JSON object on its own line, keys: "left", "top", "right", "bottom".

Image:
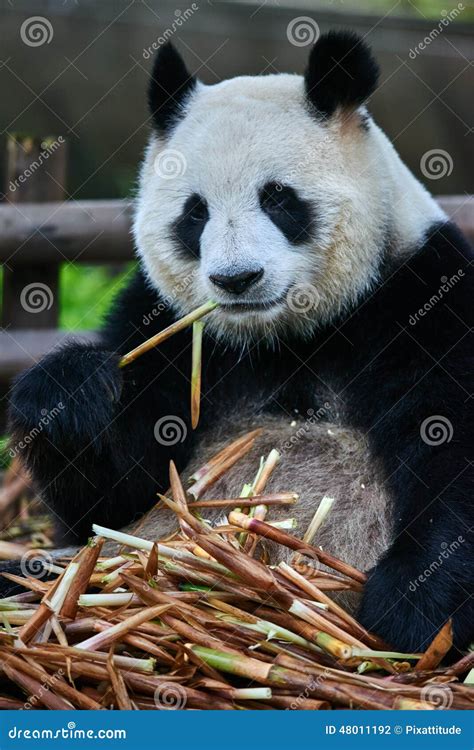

{"left": 135, "top": 31, "right": 443, "bottom": 343}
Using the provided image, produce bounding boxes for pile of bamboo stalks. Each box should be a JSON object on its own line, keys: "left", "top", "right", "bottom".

{"left": 0, "top": 431, "right": 472, "bottom": 711}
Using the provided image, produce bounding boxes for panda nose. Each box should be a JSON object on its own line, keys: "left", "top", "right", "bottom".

{"left": 209, "top": 269, "right": 264, "bottom": 295}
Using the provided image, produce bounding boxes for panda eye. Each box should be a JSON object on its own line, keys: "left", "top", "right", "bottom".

{"left": 187, "top": 195, "right": 209, "bottom": 223}
{"left": 259, "top": 181, "right": 315, "bottom": 245}
{"left": 260, "top": 182, "right": 292, "bottom": 213}
{"left": 173, "top": 193, "right": 209, "bottom": 259}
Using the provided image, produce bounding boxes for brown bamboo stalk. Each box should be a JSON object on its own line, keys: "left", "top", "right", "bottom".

{"left": 188, "top": 437, "right": 261, "bottom": 499}
{"left": 415, "top": 620, "right": 453, "bottom": 671}
{"left": 278, "top": 561, "right": 385, "bottom": 648}
{"left": 228, "top": 511, "right": 366, "bottom": 583}
{"left": 107, "top": 649, "right": 133, "bottom": 710}
{"left": 0, "top": 649, "right": 102, "bottom": 710}
{"left": 75, "top": 603, "right": 172, "bottom": 651}
{"left": 60, "top": 537, "right": 103, "bottom": 620}
{"left": 267, "top": 694, "right": 330, "bottom": 710}
{"left": 0, "top": 572, "right": 47, "bottom": 593}
{"left": 145, "top": 543, "right": 158, "bottom": 580}
{"left": 188, "top": 492, "right": 298, "bottom": 509}
{"left": 119, "top": 301, "right": 218, "bottom": 368}
{"left": 244, "top": 448, "right": 280, "bottom": 554}
{"left": 0, "top": 540, "right": 29, "bottom": 559}
{"left": 1, "top": 662, "right": 74, "bottom": 710}
{"left": 449, "top": 650, "right": 474, "bottom": 677}
{"left": 188, "top": 428, "right": 263, "bottom": 484}
{"left": 191, "top": 320, "right": 204, "bottom": 429}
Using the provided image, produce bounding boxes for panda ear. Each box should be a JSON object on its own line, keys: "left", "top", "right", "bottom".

{"left": 304, "top": 30, "right": 379, "bottom": 119}
{"left": 148, "top": 43, "right": 197, "bottom": 134}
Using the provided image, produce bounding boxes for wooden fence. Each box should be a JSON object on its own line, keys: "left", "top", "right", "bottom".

{"left": 1, "top": 195, "right": 473, "bottom": 382}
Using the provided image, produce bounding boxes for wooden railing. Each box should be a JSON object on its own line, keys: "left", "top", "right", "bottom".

{"left": 1, "top": 195, "right": 473, "bottom": 380}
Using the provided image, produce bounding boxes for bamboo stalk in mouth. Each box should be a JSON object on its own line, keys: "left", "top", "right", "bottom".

{"left": 119, "top": 301, "right": 218, "bottom": 368}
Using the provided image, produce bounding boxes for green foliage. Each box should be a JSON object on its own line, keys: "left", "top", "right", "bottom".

{"left": 59, "top": 262, "right": 136, "bottom": 331}
{"left": 0, "top": 436, "right": 10, "bottom": 470}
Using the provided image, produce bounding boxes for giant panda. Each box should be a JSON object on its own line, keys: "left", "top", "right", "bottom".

{"left": 5, "top": 31, "right": 473, "bottom": 653}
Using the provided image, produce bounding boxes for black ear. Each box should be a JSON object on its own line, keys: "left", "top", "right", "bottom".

{"left": 148, "top": 43, "right": 197, "bottom": 134}
{"left": 304, "top": 31, "right": 379, "bottom": 119}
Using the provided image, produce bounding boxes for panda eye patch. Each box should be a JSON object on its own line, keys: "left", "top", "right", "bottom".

{"left": 259, "top": 182, "right": 314, "bottom": 245}
{"left": 187, "top": 194, "right": 209, "bottom": 223}
{"left": 173, "top": 193, "right": 209, "bottom": 258}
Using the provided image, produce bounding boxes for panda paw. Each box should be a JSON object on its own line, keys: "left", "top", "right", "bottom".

{"left": 358, "top": 551, "right": 473, "bottom": 653}
{"left": 8, "top": 343, "right": 123, "bottom": 456}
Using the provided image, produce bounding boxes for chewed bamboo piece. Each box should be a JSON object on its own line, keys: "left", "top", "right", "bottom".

{"left": 191, "top": 320, "right": 204, "bottom": 429}
{"left": 0, "top": 439, "right": 472, "bottom": 711}
{"left": 119, "top": 300, "right": 217, "bottom": 368}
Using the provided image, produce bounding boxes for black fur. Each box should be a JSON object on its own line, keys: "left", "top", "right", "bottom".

{"left": 305, "top": 31, "right": 379, "bottom": 118}
{"left": 148, "top": 43, "right": 197, "bottom": 134}
{"left": 172, "top": 193, "right": 209, "bottom": 258}
{"left": 5, "top": 221, "right": 474, "bottom": 653}
{"left": 260, "top": 182, "right": 315, "bottom": 245}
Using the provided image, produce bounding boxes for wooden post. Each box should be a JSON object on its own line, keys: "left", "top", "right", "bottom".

{"left": 2, "top": 133, "right": 67, "bottom": 329}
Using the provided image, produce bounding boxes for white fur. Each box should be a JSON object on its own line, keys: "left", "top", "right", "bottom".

{"left": 134, "top": 73, "right": 445, "bottom": 344}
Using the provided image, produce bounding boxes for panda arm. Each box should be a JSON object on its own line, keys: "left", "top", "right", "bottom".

{"left": 7, "top": 268, "right": 196, "bottom": 544}
{"left": 350, "top": 222, "right": 473, "bottom": 651}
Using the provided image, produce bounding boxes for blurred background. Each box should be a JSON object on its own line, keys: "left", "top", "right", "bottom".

{"left": 0, "top": 0, "right": 473, "bottom": 440}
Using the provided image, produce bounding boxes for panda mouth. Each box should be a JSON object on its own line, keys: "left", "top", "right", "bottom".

{"left": 219, "top": 292, "right": 288, "bottom": 314}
